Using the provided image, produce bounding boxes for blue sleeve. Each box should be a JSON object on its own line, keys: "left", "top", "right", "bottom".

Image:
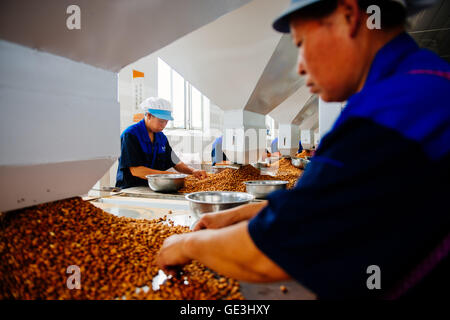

{"left": 119, "top": 132, "right": 147, "bottom": 168}
{"left": 298, "top": 141, "right": 303, "bottom": 153}
{"left": 248, "top": 118, "right": 450, "bottom": 299}
{"left": 271, "top": 139, "right": 278, "bottom": 153}
{"left": 211, "top": 148, "right": 216, "bottom": 166}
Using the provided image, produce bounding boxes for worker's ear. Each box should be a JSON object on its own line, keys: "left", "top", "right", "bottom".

{"left": 338, "top": 0, "right": 363, "bottom": 38}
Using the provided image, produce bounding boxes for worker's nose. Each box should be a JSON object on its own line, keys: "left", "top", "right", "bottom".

{"left": 297, "top": 53, "right": 307, "bottom": 76}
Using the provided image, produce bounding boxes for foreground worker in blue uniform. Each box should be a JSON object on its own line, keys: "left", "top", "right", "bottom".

{"left": 116, "top": 97, "right": 207, "bottom": 189}
{"left": 157, "top": 0, "right": 449, "bottom": 299}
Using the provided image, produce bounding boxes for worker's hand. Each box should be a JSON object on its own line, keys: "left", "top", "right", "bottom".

{"left": 193, "top": 210, "right": 236, "bottom": 231}
{"left": 192, "top": 169, "right": 207, "bottom": 180}
{"left": 156, "top": 234, "right": 191, "bottom": 275}
{"left": 193, "top": 202, "right": 266, "bottom": 231}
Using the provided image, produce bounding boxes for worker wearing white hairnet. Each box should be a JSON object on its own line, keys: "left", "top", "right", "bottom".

{"left": 116, "top": 97, "right": 207, "bottom": 188}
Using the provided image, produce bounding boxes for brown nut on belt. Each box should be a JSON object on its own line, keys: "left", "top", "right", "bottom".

{"left": 180, "top": 161, "right": 302, "bottom": 193}
{"left": 0, "top": 197, "right": 244, "bottom": 300}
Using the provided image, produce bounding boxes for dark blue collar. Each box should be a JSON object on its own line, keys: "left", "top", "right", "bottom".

{"left": 137, "top": 119, "right": 160, "bottom": 146}
{"left": 364, "top": 32, "right": 419, "bottom": 87}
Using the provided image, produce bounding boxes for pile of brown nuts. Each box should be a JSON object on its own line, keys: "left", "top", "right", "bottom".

{"left": 271, "top": 158, "right": 303, "bottom": 177}
{"left": 180, "top": 164, "right": 302, "bottom": 193}
{"left": 0, "top": 197, "right": 243, "bottom": 300}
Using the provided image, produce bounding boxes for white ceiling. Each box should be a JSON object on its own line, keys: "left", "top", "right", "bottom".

{"left": 155, "top": 0, "right": 289, "bottom": 111}
{"left": 268, "top": 85, "right": 313, "bottom": 124}
{"left": 2, "top": 0, "right": 446, "bottom": 128}
{"left": 0, "top": 0, "right": 252, "bottom": 71}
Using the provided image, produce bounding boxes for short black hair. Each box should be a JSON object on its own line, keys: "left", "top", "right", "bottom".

{"left": 292, "top": 0, "right": 406, "bottom": 29}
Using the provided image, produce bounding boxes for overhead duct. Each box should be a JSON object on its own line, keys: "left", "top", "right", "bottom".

{"left": 244, "top": 34, "right": 303, "bottom": 115}
{"left": 156, "top": 0, "right": 289, "bottom": 112}
{"left": 0, "top": 40, "right": 119, "bottom": 212}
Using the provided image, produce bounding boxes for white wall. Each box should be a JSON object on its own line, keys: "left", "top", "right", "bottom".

{"left": 318, "top": 98, "right": 344, "bottom": 142}
{"left": 314, "top": 131, "right": 320, "bottom": 147}
{"left": 278, "top": 124, "right": 300, "bottom": 156}
{"left": 300, "top": 130, "right": 314, "bottom": 149}
{"left": 222, "top": 110, "right": 267, "bottom": 164}
{"left": 119, "top": 56, "right": 159, "bottom": 132}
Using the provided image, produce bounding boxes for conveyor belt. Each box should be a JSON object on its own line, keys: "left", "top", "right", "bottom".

{"left": 84, "top": 187, "right": 315, "bottom": 300}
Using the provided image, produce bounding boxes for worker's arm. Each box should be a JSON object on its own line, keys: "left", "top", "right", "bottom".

{"left": 193, "top": 201, "right": 268, "bottom": 231}
{"left": 157, "top": 221, "right": 290, "bottom": 282}
{"left": 174, "top": 162, "right": 207, "bottom": 179}
{"left": 129, "top": 166, "right": 172, "bottom": 179}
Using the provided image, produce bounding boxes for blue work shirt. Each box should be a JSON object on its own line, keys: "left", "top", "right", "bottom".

{"left": 297, "top": 140, "right": 303, "bottom": 154}
{"left": 115, "top": 119, "right": 180, "bottom": 189}
{"left": 211, "top": 136, "right": 228, "bottom": 166}
{"left": 248, "top": 33, "right": 450, "bottom": 299}
{"left": 271, "top": 137, "right": 279, "bottom": 153}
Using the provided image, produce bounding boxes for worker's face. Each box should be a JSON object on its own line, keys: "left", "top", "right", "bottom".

{"left": 290, "top": 0, "right": 366, "bottom": 102}
{"left": 146, "top": 114, "right": 168, "bottom": 132}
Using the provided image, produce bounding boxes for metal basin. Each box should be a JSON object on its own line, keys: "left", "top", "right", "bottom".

{"left": 291, "top": 157, "right": 310, "bottom": 169}
{"left": 146, "top": 174, "right": 187, "bottom": 193}
{"left": 244, "top": 180, "right": 288, "bottom": 199}
{"left": 252, "top": 162, "right": 270, "bottom": 170}
{"left": 185, "top": 191, "right": 254, "bottom": 215}
{"left": 266, "top": 156, "right": 281, "bottom": 165}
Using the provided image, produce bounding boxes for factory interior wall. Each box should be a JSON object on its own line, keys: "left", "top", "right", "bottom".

{"left": 300, "top": 129, "right": 314, "bottom": 150}
{"left": 318, "top": 98, "right": 344, "bottom": 142}
{"left": 278, "top": 123, "right": 301, "bottom": 156}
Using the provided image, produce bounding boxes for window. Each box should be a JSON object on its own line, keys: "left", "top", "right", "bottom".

{"left": 172, "top": 69, "right": 185, "bottom": 128}
{"left": 157, "top": 58, "right": 171, "bottom": 102}
{"left": 158, "top": 57, "right": 209, "bottom": 130}
{"left": 190, "top": 86, "right": 202, "bottom": 129}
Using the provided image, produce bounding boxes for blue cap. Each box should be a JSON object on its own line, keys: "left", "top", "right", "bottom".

{"left": 273, "top": 0, "right": 323, "bottom": 33}
{"left": 273, "top": 0, "right": 438, "bottom": 33}
{"left": 147, "top": 108, "right": 174, "bottom": 121}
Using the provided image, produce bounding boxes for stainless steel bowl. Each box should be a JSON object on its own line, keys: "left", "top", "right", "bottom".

{"left": 146, "top": 174, "right": 188, "bottom": 193}
{"left": 266, "top": 156, "right": 281, "bottom": 165}
{"left": 291, "top": 157, "right": 310, "bottom": 169}
{"left": 244, "top": 180, "right": 288, "bottom": 199}
{"left": 252, "top": 162, "right": 270, "bottom": 170}
{"left": 185, "top": 191, "right": 254, "bottom": 215}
